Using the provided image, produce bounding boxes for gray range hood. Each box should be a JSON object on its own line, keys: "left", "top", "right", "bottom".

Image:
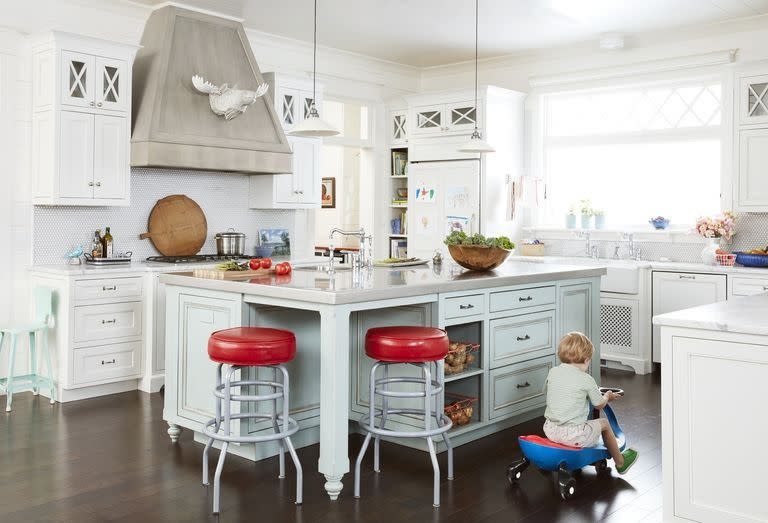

{"left": 131, "top": 5, "right": 292, "bottom": 174}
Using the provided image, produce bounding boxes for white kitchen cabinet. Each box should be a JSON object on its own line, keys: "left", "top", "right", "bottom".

{"left": 736, "top": 128, "right": 768, "bottom": 211}
{"left": 248, "top": 135, "right": 321, "bottom": 209}
{"left": 411, "top": 100, "right": 478, "bottom": 137}
{"left": 729, "top": 275, "right": 768, "bottom": 297}
{"left": 739, "top": 73, "right": 768, "bottom": 126}
{"left": 32, "top": 32, "right": 137, "bottom": 206}
{"left": 389, "top": 109, "right": 408, "bottom": 145}
{"left": 651, "top": 271, "right": 726, "bottom": 363}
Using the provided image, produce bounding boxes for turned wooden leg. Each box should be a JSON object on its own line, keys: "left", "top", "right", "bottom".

{"left": 167, "top": 422, "right": 182, "bottom": 443}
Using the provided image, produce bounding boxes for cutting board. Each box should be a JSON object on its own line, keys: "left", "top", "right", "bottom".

{"left": 139, "top": 195, "right": 207, "bottom": 256}
{"left": 193, "top": 268, "right": 276, "bottom": 280}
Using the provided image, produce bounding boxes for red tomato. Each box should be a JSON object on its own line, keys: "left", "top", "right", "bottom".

{"left": 248, "top": 258, "right": 262, "bottom": 270}
{"left": 282, "top": 262, "right": 292, "bottom": 274}
{"left": 260, "top": 258, "right": 272, "bottom": 269}
{"left": 274, "top": 263, "right": 288, "bottom": 276}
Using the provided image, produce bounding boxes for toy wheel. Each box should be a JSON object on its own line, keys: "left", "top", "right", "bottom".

{"left": 560, "top": 478, "right": 577, "bottom": 500}
{"left": 594, "top": 459, "right": 609, "bottom": 472}
{"left": 506, "top": 458, "right": 530, "bottom": 486}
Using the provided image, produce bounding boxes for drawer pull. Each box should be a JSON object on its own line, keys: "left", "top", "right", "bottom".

{"left": 102, "top": 285, "right": 117, "bottom": 291}
{"left": 516, "top": 381, "right": 531, "bottom": 389}
{"left": 459, "top": 304, "right": 475, "bottom": 310}
{"left": 678, "top": 275, "right": 696, "bottom": 280}
{"left": 101, "top": 319, "right": 117, "bottom": 325}
{"left": 763, "top": 286, "right": 768, "bottom": 291}
{"left": 518, "top": 296, "right": 533, "bottom": 302}
{"left": 101, "top": 359, "right": 116, "bottom": 365}
{"left": 516, "top": 334, "right": 531, "bottom": 341}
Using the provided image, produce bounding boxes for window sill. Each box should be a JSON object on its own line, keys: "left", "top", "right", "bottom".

{"left": 523, "top": 226, "right": 710, "bottom": 244}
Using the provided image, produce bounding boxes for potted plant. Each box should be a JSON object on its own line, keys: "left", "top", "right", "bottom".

{"left": 694, "top": 211, "right": 735, "bottom": 265}
{"left": 565, "top": 204, "right": 577, "bottom": 229}
{"left": 593, "top": 209, "right": 605, "bottom": 230}
{"left": 579, "top": 199, "right": 594, "bottom": 229}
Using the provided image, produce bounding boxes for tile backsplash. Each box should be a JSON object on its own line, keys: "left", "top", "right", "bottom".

{"left": 535, "top": 213, "right": 768, "bottom": 263}
{"left": 33, "top": 168, "right": 295, "bottom": 264}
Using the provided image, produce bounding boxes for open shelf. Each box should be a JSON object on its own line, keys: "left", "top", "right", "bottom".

{"left": 389, "top": 234, "right": 407, "bottom": 238}
{"left": 445, "top": 367, "right": 484, "bottom": 383}
{"left": 444, "top": 374, "right": 481, "bottom": 430}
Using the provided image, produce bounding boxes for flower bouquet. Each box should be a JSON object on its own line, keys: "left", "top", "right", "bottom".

{"left": 694, "top": 211, "right": 734, "bottom": 264}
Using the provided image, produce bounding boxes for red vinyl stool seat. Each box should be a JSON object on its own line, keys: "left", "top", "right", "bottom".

{"left": 365, "top": 326, "right": 449, "bottom": 363}
{"left": 208, "top": 327, "right": 296, "bottom": 366}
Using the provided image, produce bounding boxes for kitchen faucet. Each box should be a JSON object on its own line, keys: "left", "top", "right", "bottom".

{"left": 579, "top": 231, "right": 599, "bottom": 258}
{"left": 623, "top": 233, "right": 642, "bottom": 260}
{"left": 328, "top": 227, "right": 372, "bottom": 273}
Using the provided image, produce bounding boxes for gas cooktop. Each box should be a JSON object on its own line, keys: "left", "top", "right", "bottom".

{"left": 145, "top": 254, "right": 250, "bottom": 264}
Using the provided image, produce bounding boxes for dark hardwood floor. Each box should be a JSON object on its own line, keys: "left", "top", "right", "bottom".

{"left": 0, "top": 368, "right": 661, "bottom": 522}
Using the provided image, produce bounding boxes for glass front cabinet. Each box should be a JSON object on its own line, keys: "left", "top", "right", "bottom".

{"left": 740, "top": 74, "right": 768, "bottom": 126}
{"left": 411, "top": 100, "right": 478, "bottom": 136}
{"left": 389, "top": 110, "right": 408, "bottom": 145}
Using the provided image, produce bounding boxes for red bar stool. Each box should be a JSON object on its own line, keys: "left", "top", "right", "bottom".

{"left": 202, "top": 327, "right": 302, "bottom": 514}
{"left": 354, "top": 326, "right": 454, "bottom": 507}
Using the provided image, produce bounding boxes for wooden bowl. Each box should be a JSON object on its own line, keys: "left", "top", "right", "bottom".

{"left": 447, "top": 244, "right": 512, "bottom": 271}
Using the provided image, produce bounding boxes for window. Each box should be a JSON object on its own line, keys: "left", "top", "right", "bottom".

{"left": 539, "top": 79, "right": 723, "bottom": 227}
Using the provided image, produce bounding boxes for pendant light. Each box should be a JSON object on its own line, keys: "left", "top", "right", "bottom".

{"left": 288, "top": 0, "right": 339, "bottom": 137}
{"left": 458, "top": 0, "right": 495, "bottom": 153}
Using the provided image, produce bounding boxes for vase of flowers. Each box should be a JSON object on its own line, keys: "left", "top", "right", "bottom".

{"left": 579, "top": 199, "right": 594, "bottom": 229}
{"left": 695, "top": 212, "right": 735, "bottom": 265}
{"left": 594, "top": 209, "right": 605, "bottom": 230}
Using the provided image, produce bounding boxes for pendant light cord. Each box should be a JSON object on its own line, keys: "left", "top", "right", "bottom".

{"left": 312, "top": 0, "right": 318, "bottom": 108}
{"left": 474, "top": 0, "right": 479, "bottom": 133}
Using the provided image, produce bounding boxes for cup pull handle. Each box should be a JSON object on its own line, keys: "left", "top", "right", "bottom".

{"left": 101, "top": 319, "right": 117, "bottom": 324}
{"left": 101, "top": 359, "right": 116, "bottom": 365}
{"left": 679, "top": 275, "right": 696, "bottom": 280}
{"left": 519, "top": 296, "right": 533, "bottom": 302}
{"left": 102, "top": 285, "right": 117, "bottom": 291}
{"left": 459, "top": 304, "right": 474, "bottom": 310}
{"left": 516, "top": 382, "right": 531, "bottom": 389}
{"left": 517, "top": 334, "right": 530, "bottom": 341}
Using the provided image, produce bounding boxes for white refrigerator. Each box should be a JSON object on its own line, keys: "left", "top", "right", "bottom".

{"left": 407, "top": 160, "right": 481, "bottom": 260}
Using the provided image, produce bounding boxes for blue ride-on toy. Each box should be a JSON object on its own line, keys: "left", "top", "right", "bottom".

{"left": 507, "top": 387, "right": 626, "bottom": 500}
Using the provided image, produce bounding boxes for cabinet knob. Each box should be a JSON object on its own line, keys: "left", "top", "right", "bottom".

{"left": 89, "top": 101, "right": 95, "bottom": 106}
{"left": 298, "top": 190, "right": 304, "bottom": 195}
{"left": 88, "top": 181, "right": 94, "bottom": 187}
{"left": 95, "top": 182, "right": 101, "bottom": 187}
{"left": 97, "top": 102, "right": 103, "bottom": 107}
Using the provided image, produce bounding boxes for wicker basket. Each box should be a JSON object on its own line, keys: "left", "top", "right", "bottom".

{"left": 715, "top": 253, "right": 736, "bottom": 267}
{"left": 444, "top": 393, "right": 478, "bottom": 427}
{"left": 519, "top": 243, "right": 546, "bottom": 256}
{"left": 444, "top": 342, "right": 480, "bottom": 375}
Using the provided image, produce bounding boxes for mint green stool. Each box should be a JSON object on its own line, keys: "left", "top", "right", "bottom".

{"left": 0, "top": 286, "right": 57, "bottom": 412}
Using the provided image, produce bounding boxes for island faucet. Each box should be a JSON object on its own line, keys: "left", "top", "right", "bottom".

{"left": 328, "top": 227, "right": 372, "bottom": 273}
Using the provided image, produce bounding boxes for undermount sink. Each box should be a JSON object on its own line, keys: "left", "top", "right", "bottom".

{"left": 513, "top": 256, "right": 644, "bottom": 294}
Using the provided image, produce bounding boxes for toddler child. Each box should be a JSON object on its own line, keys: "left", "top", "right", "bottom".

{"left": 543, "top": 331, "right": 638, "bottom": 474}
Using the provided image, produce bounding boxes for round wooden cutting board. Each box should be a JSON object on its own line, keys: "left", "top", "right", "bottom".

{"left": 139, "top": 195, "right": 208, "bottom": 256}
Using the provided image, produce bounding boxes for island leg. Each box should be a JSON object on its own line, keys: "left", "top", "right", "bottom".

{"left": 318, "top": 306, "right": 351, "bottom": 501}
{"left": 167, "top": 422, "right": 182, "bottom": 443}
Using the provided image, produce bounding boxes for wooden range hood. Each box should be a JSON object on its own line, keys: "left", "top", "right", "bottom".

{"left": 131, "top": 5, "right": 292, "bottom": 175}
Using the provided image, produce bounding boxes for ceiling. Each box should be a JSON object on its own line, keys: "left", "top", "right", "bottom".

{"left": 129, "top": 0, "right": 768, "bottom": 67}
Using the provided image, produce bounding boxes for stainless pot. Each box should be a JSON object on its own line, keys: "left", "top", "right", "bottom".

{"left": 215, "top": 229, "right": 246, "bottom": 256}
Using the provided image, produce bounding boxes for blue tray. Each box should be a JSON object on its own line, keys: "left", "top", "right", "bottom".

{"left": 735, "top": 252, "right": 768, "bottom": 268}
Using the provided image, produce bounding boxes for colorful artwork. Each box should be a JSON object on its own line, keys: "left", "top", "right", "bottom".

{"left": 446, "top": 215, "right": 470, "bottom": 234}
{"left": 415, "top": 182, "right": 436, "bottom": 203}
{"left": 446, "top": 185, "right": 469, "bottom": 209}
{"left": 321, "top": 177, "right": 336, "bottom": 208}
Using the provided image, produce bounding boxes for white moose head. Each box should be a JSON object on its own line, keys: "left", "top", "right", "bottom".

{"left": 191, "top": 75, "right": 269, "bottom": 121}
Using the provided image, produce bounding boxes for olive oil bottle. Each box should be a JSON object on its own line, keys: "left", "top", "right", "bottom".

{"left": 102, "top": 227, "right": 114, "bottom": 258}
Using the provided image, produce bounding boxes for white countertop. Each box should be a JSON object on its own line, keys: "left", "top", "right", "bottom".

{"left": 511, "top": 255, "right": 768, "bottom": 277}
{"left": 653, "top": 292, "right": 768, "bottom": 336}
{"left": 159, "top": 260, "right": 606, "bottom": 305}
{"left": 31, "top": 257, "right": 295, "bottom": 276}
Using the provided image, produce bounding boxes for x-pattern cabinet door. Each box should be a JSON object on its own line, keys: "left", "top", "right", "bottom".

{"left": 390, "top": 111, "right": 407, "bottom": 145}
{"left": 445, "top": 101, "right": 477, "bottom": 132}
{"left": 740, "top": 74, "right": 768, "bottom": 126}
{"left": 61, "top": 51, "right": 95, "bottom": 109}
{"left": 413, "top": 105, "right": 444, "bottom": 135}
{"left": 279, "top": 87, "right": 299, "bottom": 130}
{"left": 95, "top": 57, "right": 128, "bottom": 112}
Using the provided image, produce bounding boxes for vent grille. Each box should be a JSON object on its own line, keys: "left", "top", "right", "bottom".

{"left": 601, "top": 304, "right": 633, "bottom": 350}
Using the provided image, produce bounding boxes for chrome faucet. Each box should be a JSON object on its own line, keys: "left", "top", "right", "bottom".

{"left": 624, "top": 233, "right": 641, "bottom": 260}
{"left": 328, "top": 227, "right": 372, "bottom": 273}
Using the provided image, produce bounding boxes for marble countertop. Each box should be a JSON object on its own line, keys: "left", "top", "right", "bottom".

{"left": 653, "top": 292, "right": 768, "bottom": 336}
{"left": 159, "top": 260, "right": 606, "bottom": 305}
{"left": 31, "top": 257, "right": 295, "bottom": 276}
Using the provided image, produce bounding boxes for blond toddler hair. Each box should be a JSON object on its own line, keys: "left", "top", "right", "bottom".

{"left": 557, "top": 332, "right": 594, "bottom": 364}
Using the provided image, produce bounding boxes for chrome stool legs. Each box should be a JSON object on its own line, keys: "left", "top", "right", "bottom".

{"left": 202, "top": 363, "right": 303, "bottom": 514}
{"left": 354, "top": 361, "right": 454, "bottom": 507}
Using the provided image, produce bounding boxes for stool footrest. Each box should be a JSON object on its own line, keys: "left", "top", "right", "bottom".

{"left": 359, "top": 409, "right": 453, "bottom": 438}
{"left": 204, "top": 413, "right": 299, "bottom": 444}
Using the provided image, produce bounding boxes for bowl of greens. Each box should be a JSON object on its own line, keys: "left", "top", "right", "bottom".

{"left": 444, "top": 231, "right": 515, "bottom": 271}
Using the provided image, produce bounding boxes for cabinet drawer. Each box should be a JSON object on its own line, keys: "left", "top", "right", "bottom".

{"left": 489, "top": 310, "right": 555, "bottom": 368}
{"left": 489, "top": 355, "right": 555, "bottom": 420}
{"left": 72, "top": 341, "right": 140, "bottom": 385}
{"left": 74, "top": 276, "right": 143, "bottom": 302}
{"left": 444, "top": 294, "right": 485, "bottom": 319}
{"left": 731, "top": 277, "right": 768, "bottom": 296}
{"left": 490, "top": 286, "right": 556, "bottom": 313}
{"left": 74, "top": 301, "right": 142, "bottom": 343}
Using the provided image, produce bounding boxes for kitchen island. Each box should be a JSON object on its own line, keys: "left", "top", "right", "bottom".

{"left": 655, "top": 293, "right": 768, "bottom": 523}
{"left": 160, "top": 260, "right": 605, "bottom": 500}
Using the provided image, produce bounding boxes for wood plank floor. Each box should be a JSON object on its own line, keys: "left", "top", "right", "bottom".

{"left": 0, "top": 368, "right": 660, "bottom": 522}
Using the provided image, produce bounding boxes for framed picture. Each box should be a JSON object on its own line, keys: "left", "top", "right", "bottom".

{"left": 259, "top": 228, "right": 290, "bottom": 256}
{"left": 321, "top": 177, "right": 336, "bottom": 208}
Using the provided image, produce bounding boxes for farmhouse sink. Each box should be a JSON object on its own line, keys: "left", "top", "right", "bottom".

{"left": 512, "top": 256, "right": 647, "bottom": 294}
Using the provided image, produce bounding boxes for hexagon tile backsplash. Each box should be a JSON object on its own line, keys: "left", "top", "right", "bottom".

{"left": 33, "top": 168, "right": 295, "bottom": 264}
